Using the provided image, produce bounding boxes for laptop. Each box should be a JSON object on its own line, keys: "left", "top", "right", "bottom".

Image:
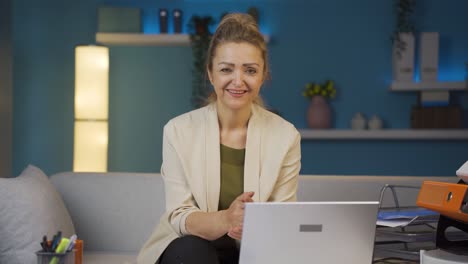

{"left": 239, "top": 201, "right": 380, "bottom": 264}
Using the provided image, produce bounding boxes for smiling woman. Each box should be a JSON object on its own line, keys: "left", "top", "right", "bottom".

{"left": 137, "top": 13, "right": 301, "bottom": 264}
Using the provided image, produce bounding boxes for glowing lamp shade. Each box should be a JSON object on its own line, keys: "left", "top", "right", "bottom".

{"left": 74, "top": 121, "right": 108, "bottom": 172}
{"left": 75, "top": 46, "right": 109, "bottom": 119}
{"left": 73, "top": 45, "right": 109, "bottom": 172}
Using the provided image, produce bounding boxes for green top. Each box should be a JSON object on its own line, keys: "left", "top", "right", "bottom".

{"left": 218, "top": 144, "right": 245, "bottom": 211}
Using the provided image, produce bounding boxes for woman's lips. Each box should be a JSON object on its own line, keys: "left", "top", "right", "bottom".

{"left": 226, "top": 89, "right": 248, "bottom": 97}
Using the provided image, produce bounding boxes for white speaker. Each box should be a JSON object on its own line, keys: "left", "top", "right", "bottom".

{"left": 419, "top": 32, "right": 439, "bottom": 81}
{"left": 392, "top": 33, "right": 415, "bottom": 81}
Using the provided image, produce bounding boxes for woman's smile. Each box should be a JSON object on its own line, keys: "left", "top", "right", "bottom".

{"left": 225, "top": 88, "right": 249, "bottom": 97}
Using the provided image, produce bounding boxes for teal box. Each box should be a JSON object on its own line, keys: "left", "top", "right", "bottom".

{"left": 98, "top": 7, "right": 142, "bottom": 33}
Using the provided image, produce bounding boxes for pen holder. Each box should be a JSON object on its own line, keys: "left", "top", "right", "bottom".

{"left": 36, "top": 250, "right": 75, "bottom": 264}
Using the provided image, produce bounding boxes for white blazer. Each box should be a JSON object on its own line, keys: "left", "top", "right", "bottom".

{"left": 137, "top": 103, "right": 301, "bottom": 264}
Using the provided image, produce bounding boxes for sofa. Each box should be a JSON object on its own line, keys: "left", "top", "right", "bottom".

{"left": 0, "top": 166, "right": 459, "bottom": 264}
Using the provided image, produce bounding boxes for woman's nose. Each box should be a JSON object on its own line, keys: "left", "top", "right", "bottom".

{"left": 232, "top": 72, "right": 244, "bottom": 87}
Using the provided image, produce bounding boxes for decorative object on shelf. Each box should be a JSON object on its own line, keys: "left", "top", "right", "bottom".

{"left": 419, "top": 32, "right": 439, "bottom": 81}
{"left": 306, "top": 96, "right": 331, "bottom": 129}
{"left": 173, "top": 9, "right": 183, "bottom": 33}
{"left": 247, "top": 7, "right": 259, "bottom": 24}
{"left": 391, "top": 0, "right": 416, "bottom": 82}
{"left": 411, "top": 105, "right": 463, "bottom": 129}
{"left": 368, "top": 115, "right": 383, "bottom": 130}
{"left": 303, "top": 80, "right": 337, "bottom": 100}
{"left": 392, "top": 33, "right": 415, "bottom": 82}
{"left": 74, "top": 45, "right": 109, "bottom": 172}
{"left": 188, "top": 15, "right": 215, "bottom": 108}
{"left": 97, "top": 6, "right": 142, "bottom": 33}
{"left": 159, "top": 9, "right": 168, "bottom": 33}
{"left": 351, "top": 112, "right": 367, "bottom": 130}
{"left": 303, "top": 80, "right": 336, "bottom": 129}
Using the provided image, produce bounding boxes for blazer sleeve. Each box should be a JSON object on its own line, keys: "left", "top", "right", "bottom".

{"left": 161, "top": 123, "right": 201, "bottom": 236}
{"left": 268, "top": 129, "right": 301, "bottom": 202}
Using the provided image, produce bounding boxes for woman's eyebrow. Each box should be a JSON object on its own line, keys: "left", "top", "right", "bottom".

{"left": 217, "top": 62, "right": 260, "bottom": 67}
{"left": 218, "top": 62, "right": 234, "bottom": 66}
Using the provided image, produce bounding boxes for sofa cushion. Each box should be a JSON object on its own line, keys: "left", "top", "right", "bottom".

{"left": 0, "top": 165, "right": 76, "bottom": 264}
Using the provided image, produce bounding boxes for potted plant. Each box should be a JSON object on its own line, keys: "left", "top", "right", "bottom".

{"left": 188, "top": 15, "right": 215, "bottom": 108}
{"left": 391, "top": 0, "right": 417, "bottom": 82}
{"left": 303, "top": 80, "right": 336, "bottom": 129}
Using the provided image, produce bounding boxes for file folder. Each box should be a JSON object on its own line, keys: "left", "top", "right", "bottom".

{"left": 416, "top": 181, "right": 468, "bottom": 223}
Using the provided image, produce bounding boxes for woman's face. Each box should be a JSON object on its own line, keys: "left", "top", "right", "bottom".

{"left": 208, "top": 42, "right": 265, "bottom": 112}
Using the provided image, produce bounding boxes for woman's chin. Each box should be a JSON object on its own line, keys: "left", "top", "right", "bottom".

{"left": 219, "top": 98, "right": 251, "bottom": 111}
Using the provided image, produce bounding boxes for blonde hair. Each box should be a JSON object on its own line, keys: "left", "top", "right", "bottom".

{"left": 205, "top": 13, "right": 270, "bottom": 106}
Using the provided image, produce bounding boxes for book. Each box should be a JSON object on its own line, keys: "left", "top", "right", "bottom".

{"left": 420, "top": 91, "right": 449, "bottom": 107}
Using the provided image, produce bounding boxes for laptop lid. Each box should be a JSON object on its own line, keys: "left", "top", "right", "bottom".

{"left": 239, "top": 201, "right": 379, "bottom": 264}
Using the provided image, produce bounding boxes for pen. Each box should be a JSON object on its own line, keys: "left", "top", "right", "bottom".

{"left": 41, "top": 235, "right": 48, "bottom": 252}
{"left": 50, "top": 234, "right": 57, "bottom": 250}
{"left": 49, "top": 238, "right": 69, "bottom": 264}
{"left": 51, "top": 231, "right": 62, "bottom": 251}
{"left": 66, "top": 234, "right": 77, "bottom": 252}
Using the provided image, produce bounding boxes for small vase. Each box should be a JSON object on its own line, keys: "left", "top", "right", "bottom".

{"left": 368, "top": 115, "right": 383, "bottom": 130}
{"left": 351, "top": 112, "right": 367, "bottom": 130}
{"left": 307, "top": 96, "right": 331, "bottom": 129}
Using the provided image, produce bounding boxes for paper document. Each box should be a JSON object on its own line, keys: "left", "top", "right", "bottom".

{"left": 377, "top": 208, "right": 438, "bottom": 227}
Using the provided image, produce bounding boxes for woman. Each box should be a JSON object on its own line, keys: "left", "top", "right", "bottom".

{"left": 137, "top": 13, "right": 301, "bottom": 264}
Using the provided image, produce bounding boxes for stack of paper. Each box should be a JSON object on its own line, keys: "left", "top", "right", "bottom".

{"left": 377, "top": 208, "right": 439, "bottom": 227}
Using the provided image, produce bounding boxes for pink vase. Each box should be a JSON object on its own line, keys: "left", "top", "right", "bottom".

{"left": 307, "top": 96, "right": 332, "bottom": 129}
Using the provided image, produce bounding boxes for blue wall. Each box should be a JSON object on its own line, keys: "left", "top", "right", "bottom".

{"left": 13, "top": 0, "right": 468, "bottom": 176}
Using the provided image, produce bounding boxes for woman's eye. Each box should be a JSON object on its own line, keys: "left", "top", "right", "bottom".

{"left": 246, "top": 68, "right": 257, "bottom": 75}
{"left": 220, "top": 68, "right": 232, "bottom": 73}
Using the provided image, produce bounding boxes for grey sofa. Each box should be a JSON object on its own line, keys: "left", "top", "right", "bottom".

{"left": 49, "top": 172, "right": 457, "bottom": 264}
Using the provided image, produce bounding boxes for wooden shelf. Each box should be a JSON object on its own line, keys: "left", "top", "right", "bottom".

{"left": 299, "top": 129, "right": 468, "bottom": 140}
{"left": 390, "top": 81, "right": 467, "bottom": 92}
{"left": 96, "top": 33, "right": 190, "bottom": 46}
{"left": 96, "top": 32, "right": 271, "bottom": 46}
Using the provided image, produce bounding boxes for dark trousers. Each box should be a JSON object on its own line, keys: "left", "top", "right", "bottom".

{"left": 158, "top": 235, "right": 239, "bottom": 264}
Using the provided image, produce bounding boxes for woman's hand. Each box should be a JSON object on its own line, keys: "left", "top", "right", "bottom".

{"left": 227, "top": 224, "right": 243, "bottom": 240}
{"left": 223, "top": 191, "right": 254, "bottom": 240}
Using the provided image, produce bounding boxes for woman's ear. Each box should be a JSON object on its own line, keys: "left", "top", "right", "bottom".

{"left": 207, "top": 68, "right": 213, "bottom": 84}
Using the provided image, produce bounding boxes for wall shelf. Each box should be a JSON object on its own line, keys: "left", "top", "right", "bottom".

{"left": 299, "top": 129, "right": 468, "bottom": 140}
{"left": 96, "top": 32, "right": 271, "bottom": 46}
{"left": 389, "top": 81, "right": 467, "bottom": 92}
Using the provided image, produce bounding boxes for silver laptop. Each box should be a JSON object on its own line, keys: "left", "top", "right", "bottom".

{"left": 239, "top": 201, "right": 379, "bottom": 264}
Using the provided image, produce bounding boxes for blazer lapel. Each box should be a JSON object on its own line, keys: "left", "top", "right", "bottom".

{"left": 205, "top": 104, "right": 221, "bottom": 212}
{"left": 244, "top": 105, "right": 262, "bottom": 202}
